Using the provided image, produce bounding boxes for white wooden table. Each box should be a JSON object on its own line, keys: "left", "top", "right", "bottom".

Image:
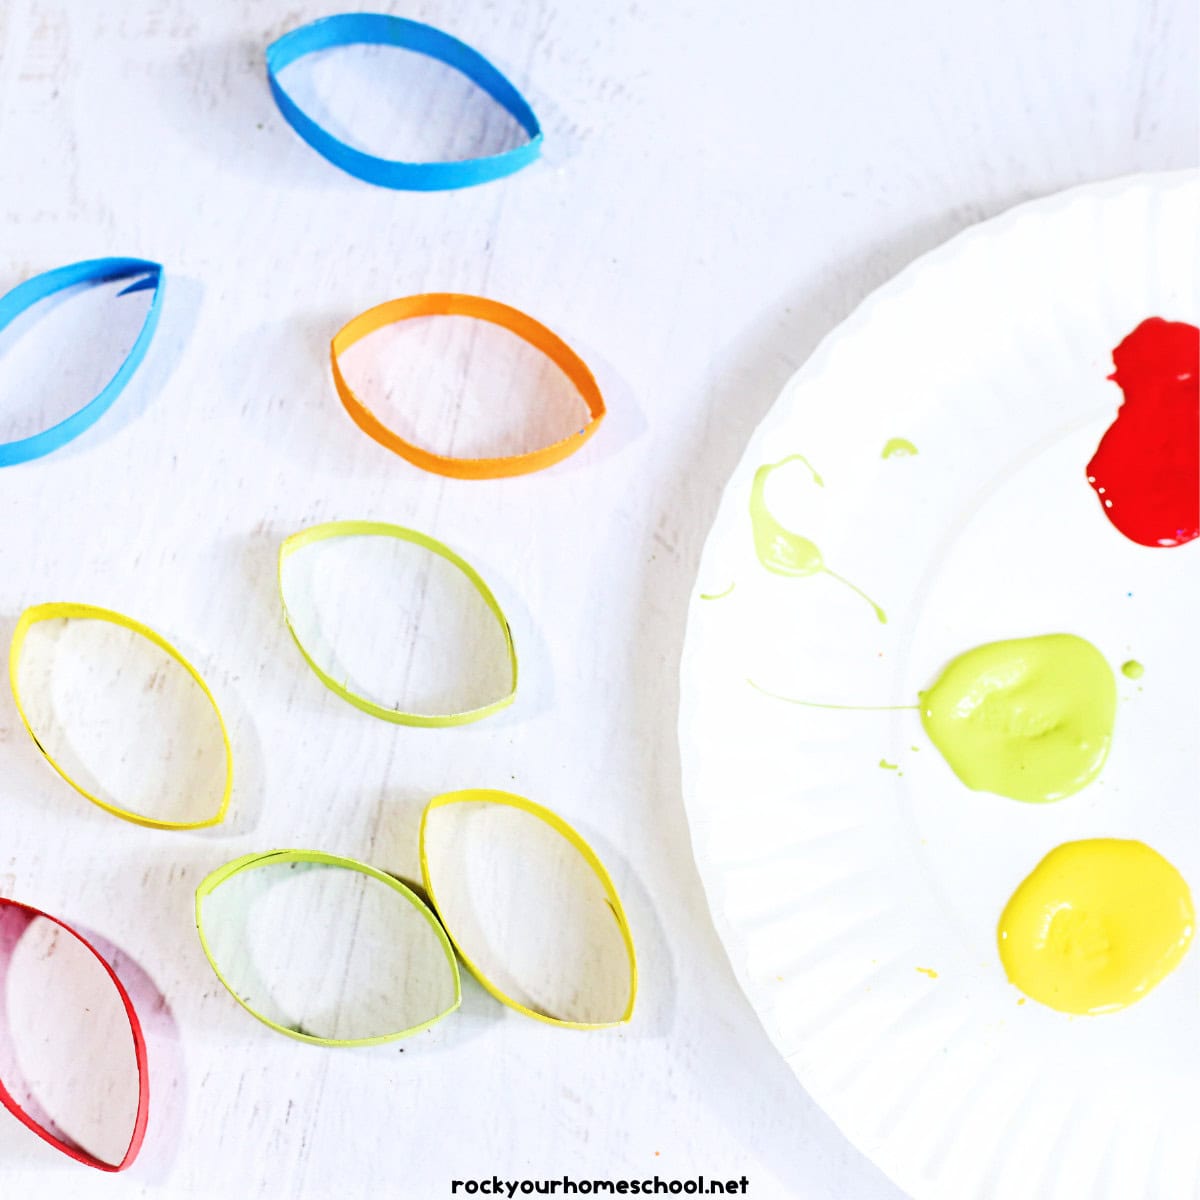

{"left": 0, "top": 1, "right": 1194, "bottom": 1196}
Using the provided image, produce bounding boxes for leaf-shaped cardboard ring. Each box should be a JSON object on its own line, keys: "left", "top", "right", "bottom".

{"left": 265, "top": 13, "right": 542, "bottom": 190}
{"left": 419, "top": 789, "right": 638, "bottom": 1029}
{"left": 8, "top": 603, "right": 233, "bottom": 830}
{"left": 0, "top": 258, "right": 163, "bottom": 467}
{"left": 0, "top": 898, "right": 149, "bottom": 1171}
{"left": 278, "top": 520, "right": 519, "bottom": 725}
{"left": 194, "top": 849, "right": 462, "bottom": 1047}
{"left": 331, "top": 294, "right": 606, "bottom": 478}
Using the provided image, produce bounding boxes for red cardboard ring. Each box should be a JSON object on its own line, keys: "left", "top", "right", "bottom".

{"left": 0, "top": 899, "right": 149, "bottom": 1171}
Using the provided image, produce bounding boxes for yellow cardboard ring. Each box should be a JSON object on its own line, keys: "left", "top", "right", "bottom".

{"left": 8, "top": 602, "right": 232, "bottom": 830}
{"left": 419, "top": 789, "right": 637, "bottom": 1029}
{"left": 195, "top": 849, "right": 462, "bottom": 1046}
{"left": 278, "top": 521, "right": 518, "bottom": 726}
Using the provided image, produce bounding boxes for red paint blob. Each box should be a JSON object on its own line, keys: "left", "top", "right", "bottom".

{"left": 1086, "top": 318, "right": 1199, "bottom": 548}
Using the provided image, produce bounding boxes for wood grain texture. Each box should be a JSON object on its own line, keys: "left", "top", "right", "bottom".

{"left": 0, "top": 1, "right": 1195, "bottom": 1196}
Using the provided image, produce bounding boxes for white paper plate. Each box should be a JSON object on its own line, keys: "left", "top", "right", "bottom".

{"left": 679, "top": 172, "right": 1200, "bottom": 1200}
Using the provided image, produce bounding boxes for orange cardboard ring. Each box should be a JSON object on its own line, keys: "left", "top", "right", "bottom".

{"left": 330, "top": 293, "right": 605, "bottom": 479}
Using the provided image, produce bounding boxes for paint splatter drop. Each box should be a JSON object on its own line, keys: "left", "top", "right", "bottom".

{"left": 1086, "top": 318, "right": 1199, "bottom": 547}
{"left": 749, "top": 455, "right": 886, "bottom": 623}
{"left": 882, "top": 437, "right": 919, "bottom": 459}
{"left": 879, "top": 758, "right": 898, "bottom": 770}
{"left": 1120, "top": 659, "right": 1144, "bottom": 680}
{"left": 920, "top": 634, "right": 1116, "bottom": 803}
{"left": 700, "top": 582, "right": 735, "bottom": 601}
{"left": 998, "top": 839, "right": 1193, "bottom": 1014}
{"left": 915, "top": 967, "right": 938, "bottom": 979}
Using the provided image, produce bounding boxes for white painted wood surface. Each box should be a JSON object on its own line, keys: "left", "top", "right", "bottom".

{"left": 0, "top": 1, "right": 1195, "bottom": 1196}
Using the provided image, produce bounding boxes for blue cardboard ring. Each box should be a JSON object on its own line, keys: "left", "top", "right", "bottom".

{"left": 0, "top": 258, "right": 164, "bottom": 468}
{"left": 265, "top": 13, "right": 543, "bottom": 191}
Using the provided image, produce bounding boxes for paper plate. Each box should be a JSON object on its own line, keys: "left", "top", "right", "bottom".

{"left": 679, "top": 173, "right": 1199, "bottom": 1200}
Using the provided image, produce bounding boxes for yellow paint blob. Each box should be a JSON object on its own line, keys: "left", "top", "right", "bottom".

{"left": 1121, "top": 659, "right": 1144, "bottom": 679}
{"left": 920, "top": 634, "right": 1116, "bottom": 802}
{"left": 882, "top": 437, "right": 918, "bottom": 458}
{"left": 915, "top": 966, "right": 938, "bottom": 979}
{"left": 749, "top": 454, "right": 886, "bottom": 623}
{"left": 998, "top": 839, "right": 1194, "bottom": 1014}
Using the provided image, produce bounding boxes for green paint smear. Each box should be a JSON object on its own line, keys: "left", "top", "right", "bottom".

{"left": 1121, "top": 659, "right": 1144, "bottom": 679}
{"left": 920, "top": 634, "right": 1116, "bottom": 803}
{"left": 882, "top": 437, "right": 918, "bottom": 459}
{"left": 700, "top": 582, "right": 736, "bottom": 601}
{"left": 748, "top": 679, "right": 917, "bottom": 711}
{"left": 749, "top": 455, "right": 886, "bottom": 623}
{"left": 879, "top": 759, "right": 898, "bottom": 770}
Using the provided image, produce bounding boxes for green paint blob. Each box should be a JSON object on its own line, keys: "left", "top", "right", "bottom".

{"left": 920, "top": 635, "right": 1116, "bottom": 803}
{"left": 700, "top": 582, "right": 736, "bottom": 601}
{"left": 749, "top": 455, "right": 887, "bottom": 623}
{"left": 1121, "top": 659, "right": 1144, "bottom": 679}
{"left": 879, "top": 759, "right": 898, "bottom": 770}
{"left": 882, "top": 437, "right": 919, "bottom": 459}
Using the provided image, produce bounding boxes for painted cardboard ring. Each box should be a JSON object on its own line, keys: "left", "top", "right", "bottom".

{"left": 278, "top": 520, "right": 519, "bottom": 725}
{"left": 266, "top": 14, "right": 542, "bottom": 190}
{"left": 0, "top": 898, "right": 149, "bottom": 1171}
{"left": 419, "top": 788, "right": 638, "bottom": 1029}
{"left": 0, "top": 259, "right": 163, "bottom": 467}
{"left": 195, "top": 849, "right": 462, "bottom": 1046}
{"left": 331, "top": 294, "right": 605, "bottom": 478}
{"left": 8, "top": 602, "right": 233, "bottom": 830}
